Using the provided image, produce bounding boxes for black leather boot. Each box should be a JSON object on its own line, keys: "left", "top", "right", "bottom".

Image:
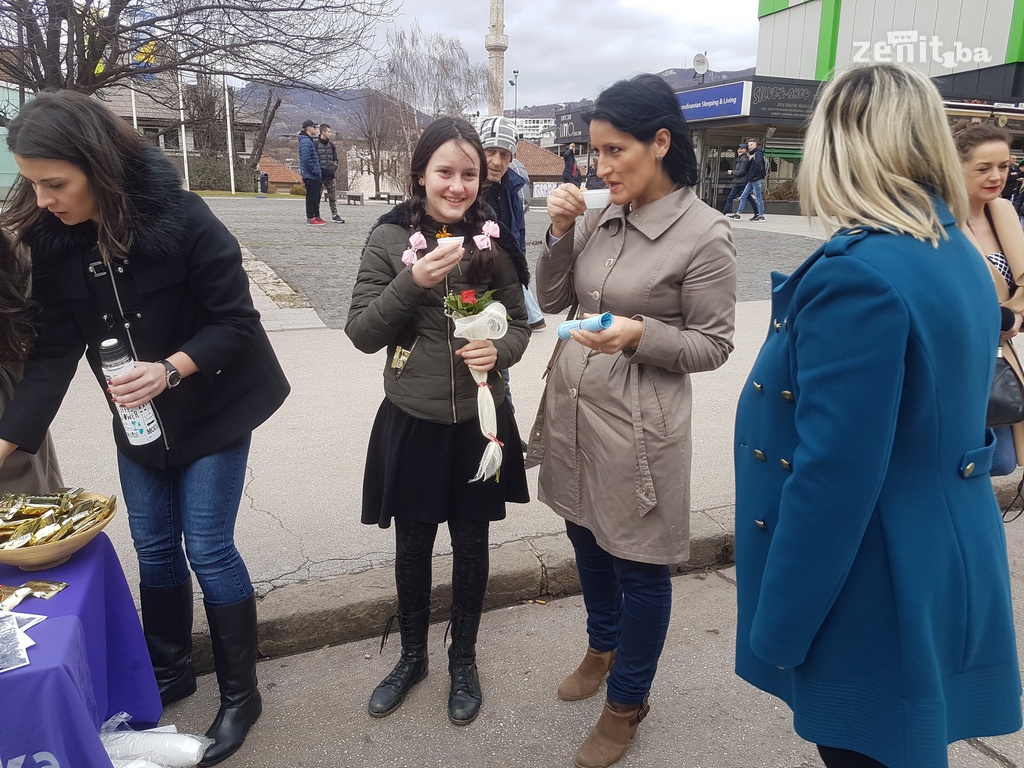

{"left": 368, "top": 607, "right": 430, "bottom": 717}
{"left": 197, "top": 595, "right": 262, "bottom": 767}
{"left": 447, "top": 606, "right": 483, "bottom": 725}
{"left": 140, "top": 578, "right": 197, "bottom": 706}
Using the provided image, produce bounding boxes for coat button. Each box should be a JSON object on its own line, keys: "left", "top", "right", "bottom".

{"left": 963, "top": 462, "right": 975, "bottom": 478}
{"left": 754, "top": 519, "right": 767, "bottom": 529}
{"left": 752, "top": 381, "right": 764, "bottom": 393}
{"left": 773, "top": 319, "right": 781, "bottom": 332}
{"left": 590, "top": 290, "right": 600, "bottom": 301}
{"left": 569, "top": 388, "right": 578, "bottom": 398}
{"left": 780, "top": 458, "right": 792, "bottom": 472}
{"left": 753, "top": 449, "right": 766, "bottom": 461}
{"left": 781, "top": 390, "right": 794, "bottom": 401}
{"left": 605, "top": 259, "right": 613, "bottom": 268}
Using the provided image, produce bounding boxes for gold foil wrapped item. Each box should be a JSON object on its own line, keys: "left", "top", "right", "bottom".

{"left": 0, "top": 490, "right": 115, "bottom": 550}
{"left": 22, "top": 580, "right": 68, "bottom": 599}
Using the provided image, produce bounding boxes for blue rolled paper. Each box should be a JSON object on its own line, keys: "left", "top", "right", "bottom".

{"left": 557, "top": 312, "right": 614, "bottom": 340}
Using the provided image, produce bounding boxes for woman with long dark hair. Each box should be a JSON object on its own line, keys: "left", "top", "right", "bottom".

{"left": 0, "top": 90, "right": 290, "bottom": 766}
{"left": 0, "top": 232, "right": 61, "bottom": 493}
{"left": 346, "top": 117, "right": 530, "bottom": 726}
{"left": 532, "top": 73, "right": 737, "bottom": 767}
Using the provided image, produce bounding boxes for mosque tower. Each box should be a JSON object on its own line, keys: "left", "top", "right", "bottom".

{"left": 485, "top": 0, "right": 508, "bottom": 115}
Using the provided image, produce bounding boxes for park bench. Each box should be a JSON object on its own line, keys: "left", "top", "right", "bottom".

{"left": 385, "top": 192, "right": 405, "bottom": 205}
{"left": 342, "top": 191, "right": 364, "bottom": 205}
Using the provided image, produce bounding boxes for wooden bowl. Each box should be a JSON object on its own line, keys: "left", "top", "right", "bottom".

{"left": 0, "top": 493, "right": 117, "bottom": 572}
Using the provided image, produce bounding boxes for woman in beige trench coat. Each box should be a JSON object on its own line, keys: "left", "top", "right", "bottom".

{"left": 529, "top": 74, "right": 736, "bottom": 768}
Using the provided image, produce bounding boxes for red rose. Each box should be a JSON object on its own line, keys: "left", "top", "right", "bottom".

{"left": 461, "top": 290, "right": 477, "bottom": 305}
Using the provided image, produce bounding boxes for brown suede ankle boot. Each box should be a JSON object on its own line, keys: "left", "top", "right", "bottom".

{"left": 557, "top": 647, "right": 616, "bottom": 701}
{"left": 573, "top": 697, "right": 650, "bottom": 768}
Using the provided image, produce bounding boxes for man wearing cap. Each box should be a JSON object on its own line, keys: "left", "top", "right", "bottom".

{"left": 298, "top": 119, "right": 325, "bottom": 225}
{"left": 478, "top": 115, "right": 545, "bottom": 331}
{"left": 722, "top": 143, "right": 749, "bottom": 218}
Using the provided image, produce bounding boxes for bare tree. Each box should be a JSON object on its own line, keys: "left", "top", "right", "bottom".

{"left": 348, "top": 89, "right": 405, "bottom": 198}
{"left": 0, "top": 1, "right": 398, "bottom": 95}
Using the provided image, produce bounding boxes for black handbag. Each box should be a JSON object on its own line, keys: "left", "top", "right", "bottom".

{"left": 987, "top": 346, "right": 1024, "bottom": 427}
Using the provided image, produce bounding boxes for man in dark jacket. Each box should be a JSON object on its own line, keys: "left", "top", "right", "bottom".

{"left": 735, "top": 138, "right": 766, "bottom": 221}
{"left": 316, "top": 124, "right": 345, "bottom": 224}
{"left": 562, "top": 142, "right": 577, "bottom": 184}
{"left": 478, "top": 115, "right": 545, "bottom": 331}
{"left": 723, "top": 143, "right": 749, "bottom": 217}
{"left": 298, "top": 119, "right": 324, "bottom": 225}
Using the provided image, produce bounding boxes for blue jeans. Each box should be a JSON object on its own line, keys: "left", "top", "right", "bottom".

{"left": 118, "top": 434, "right": 254, "bottom": 605}
{"left": 523, "top": 286, "right": 544, "bottom": 325}
{"left": 736, "top": 179, "right": 763, "bottom": 216}
{"left": 722, "top": 184, "right": 743, "bottom": 214}
{"left": 992, "top": 425, "right": 1017, "bottom": 476}
{"left": 565, "top": 521, "right": 672, "bottom": 706}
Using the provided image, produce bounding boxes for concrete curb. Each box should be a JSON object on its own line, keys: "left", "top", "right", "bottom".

{"left": 188, "top": 521, "right": 736, "bottom": 674}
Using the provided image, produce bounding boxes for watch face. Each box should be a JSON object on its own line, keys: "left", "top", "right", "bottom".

{"left": 162, "top": 361, "right": 181, "bottom": 387}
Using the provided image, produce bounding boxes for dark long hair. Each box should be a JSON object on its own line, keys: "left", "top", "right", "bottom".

{"left": 586, "top": 73, "right": 699, "bottom": 187}
{"left": 0, "top": 233, "right": 37, "bottom": 362}
{"left": 407, "top": 117, "right": 494, "bottom": 283}
{"left": 4, "top": 90, "right": 148, "bottom": 263}
{"left": 953, "top": 122, "right": 1012, "bottom": 161}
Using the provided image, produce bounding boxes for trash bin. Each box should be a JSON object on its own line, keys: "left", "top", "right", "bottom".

{"left": 259, "top": 172, "right": 269, "bottom": 194}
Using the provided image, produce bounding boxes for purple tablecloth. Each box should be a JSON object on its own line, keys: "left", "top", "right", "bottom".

{"left": 0, "top": 532, "right": 162, "bottom": 768}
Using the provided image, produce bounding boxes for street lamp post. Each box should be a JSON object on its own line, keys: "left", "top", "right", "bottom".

{"left": 508, "top": 69, "right": 519, "bottom": 139}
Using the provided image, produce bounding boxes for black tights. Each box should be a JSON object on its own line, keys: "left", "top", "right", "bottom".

{"left": 394, "top": 515, "right": 490, "bottom": 614}
{"left": 817, "top": 745, "right": 887, "bottom": 768}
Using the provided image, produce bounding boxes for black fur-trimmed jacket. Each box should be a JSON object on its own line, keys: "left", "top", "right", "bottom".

{"left": 0, "top": 146, "right": 290, "bottom": 468}
{"left": 345, "top": 203, "right": 530, "bottom": 424}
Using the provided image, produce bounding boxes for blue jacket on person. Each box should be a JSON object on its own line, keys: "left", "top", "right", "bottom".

{"left": 734, "top": 201, "right": 1022, "bottom": 767}
{"left": 500, "top": 166, "right": 527, "bottom": 254}
{"left": 298, "top": 132, "right": 321, "bottom": 182}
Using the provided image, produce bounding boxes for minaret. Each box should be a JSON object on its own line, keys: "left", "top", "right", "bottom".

{"left": 485, "top": 0, "right": 508, "bottom": 115}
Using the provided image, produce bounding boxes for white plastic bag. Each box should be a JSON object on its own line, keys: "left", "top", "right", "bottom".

{"left": 100, "top": 712, "right": 212, "bottom": 768}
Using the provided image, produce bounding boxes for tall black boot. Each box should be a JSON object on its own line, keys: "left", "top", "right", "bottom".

{"left": 140, "top": 578, "right": 197, "bottom": 706}
{"left": 367, "top": 607, "right": 430, "bottom": 717}
{"left": 197, "top": 595, "right": 262, "bottom": 767}
{"left": 447, "top": 605, "right": 483, "bottom": 725}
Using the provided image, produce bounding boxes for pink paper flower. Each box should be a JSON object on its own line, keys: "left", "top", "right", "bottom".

{"left": 401, "top": 231, "right": 428, "bottom": 265}
{"left": 473, "top": 220, "right": 500, "bottom": 250}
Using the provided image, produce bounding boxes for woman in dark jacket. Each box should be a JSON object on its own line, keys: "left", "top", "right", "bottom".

{"left": 346, "top": 117, "right": 530, "bottom": 726}
{"left": 0, "top": 91, "right": 289, "bottom": 766}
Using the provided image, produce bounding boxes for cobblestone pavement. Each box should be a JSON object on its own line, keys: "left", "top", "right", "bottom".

{"left": 204, "top": 195, "right": 822, "bottom": 328}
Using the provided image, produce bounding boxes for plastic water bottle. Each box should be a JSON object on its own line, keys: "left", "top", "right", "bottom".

{"left": 98, "top": 338, "right": 162, "bottom": 446}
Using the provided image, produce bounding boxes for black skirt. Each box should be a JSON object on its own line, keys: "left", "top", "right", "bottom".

{"left": 361, "top": 397, "right": 530, "bottom": 528}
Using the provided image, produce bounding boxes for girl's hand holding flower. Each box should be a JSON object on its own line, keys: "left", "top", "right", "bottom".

{"left": 456, "top": 339, "right": 498, "bottom": 372}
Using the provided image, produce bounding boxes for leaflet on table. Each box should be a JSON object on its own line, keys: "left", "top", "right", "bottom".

{"left": 0, "top": 612, "right": 28, "bottom": 674}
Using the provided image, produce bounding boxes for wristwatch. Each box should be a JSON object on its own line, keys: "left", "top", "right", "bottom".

{"left": 159, "top": 360, "right": 181, "bottom": 388}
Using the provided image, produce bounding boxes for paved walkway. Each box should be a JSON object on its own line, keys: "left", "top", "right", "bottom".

{"left": 44, "top": 195, "right": 1024, "bottom": 766}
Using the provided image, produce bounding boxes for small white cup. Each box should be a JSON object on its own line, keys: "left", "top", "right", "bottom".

{"left": 436, "top": 236, "right": 465, "bottom": 248}
{"left": 582, "top": 189, "right": 611, "bottom": 209}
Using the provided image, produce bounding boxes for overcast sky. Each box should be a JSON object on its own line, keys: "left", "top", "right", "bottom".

{"left": 384, "top": 0, "right": 761, "bottom": 108}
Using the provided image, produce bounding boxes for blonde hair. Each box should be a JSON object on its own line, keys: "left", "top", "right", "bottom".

{"left": 799, "top": 63, "right": 967, "bottom": 245}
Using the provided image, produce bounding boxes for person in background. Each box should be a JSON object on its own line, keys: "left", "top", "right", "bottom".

{"left": 0, "top": 232, "right": 62, "bottom": 494}
{"left": 734, "top": 138, "right": 766, "bottom": 222}
{"left": 533, "top": 73, "right": 736, "bottom": 768}
{"left": 0, "top": 90, "right": 290, "bottom": 766}
{"left": 316, "top": 124, "right": 345, "bottom": 224}
{"left": 585, "top": 157, "right": 606, "bottom": 190}
{"left": 722, "top": 143, "right": 749, "bottom": 218}
{"left": 346, "top": 116, "right": 530, "bottom": 727}
{"left": 734, "top": 63, "right": 1022, "bottom": 768}
{"left": 478, "top": 115, "right": 545, "bottom": 331}
{"left": 1001, "top": 153, "right": 1019, "bottom": 202}
{"left": 299, "top": 119, "right": 325, "bottom": 225}
{"left": 562, "top": 142, "right": 577, "bottom": 184}
{"left": 954, "top": 123, "right": 1024, "bottom": 476}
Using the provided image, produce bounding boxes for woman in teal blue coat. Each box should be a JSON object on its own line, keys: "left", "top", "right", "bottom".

{"left": 734, "top": 63, "right": 1022, "bottom": 768}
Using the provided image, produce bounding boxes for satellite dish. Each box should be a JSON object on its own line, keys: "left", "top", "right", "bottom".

{"left": 693, "top": 53, "right": 709, "bottom": 75}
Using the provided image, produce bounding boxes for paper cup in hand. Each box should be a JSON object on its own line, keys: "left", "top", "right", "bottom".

{"left": 582, "top": 189, "right": 611, "bottom": 209}
{"left": 436, "top": 236, "right": 465, "bottom": 248}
